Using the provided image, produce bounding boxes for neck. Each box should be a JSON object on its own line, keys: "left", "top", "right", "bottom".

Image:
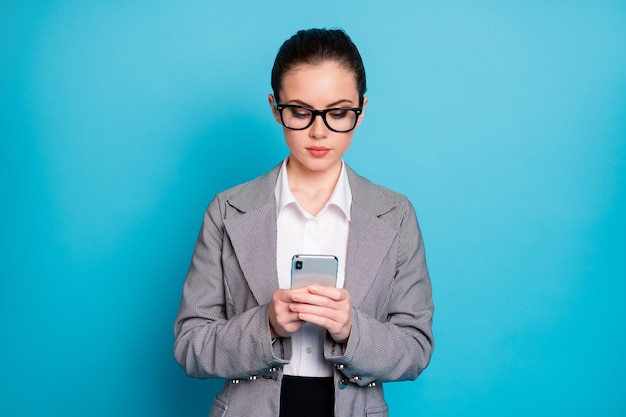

{"left": 285, "top": 158, "right": 342, "bottom": 216}
{"left": 286, "top": 158, "right": 342, "bottom": 191}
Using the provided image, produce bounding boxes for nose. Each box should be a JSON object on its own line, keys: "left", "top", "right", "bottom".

{"left": 309, "top": 114, "right": 329, "bottom": 139}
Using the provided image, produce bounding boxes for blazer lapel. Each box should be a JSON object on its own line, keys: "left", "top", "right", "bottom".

{"left": 344, "top": 167, "right": 399, "bottom": 308}
{"left": 345, "top": 203, "right": 397, "bottom": 308}
{"left": 223, "top": 203, "right": 278, "bottom": 306}
{"left": 223, "top": 165, "right": 281, "bottom": 306}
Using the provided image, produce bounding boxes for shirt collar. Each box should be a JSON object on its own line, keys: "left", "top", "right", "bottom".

{"left": 274, "top": 157, "right": 352, "bottom": 220}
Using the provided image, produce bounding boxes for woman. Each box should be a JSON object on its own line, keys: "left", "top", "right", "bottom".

{"left": 174, "top": 28, "right": 434, "bottom": 417}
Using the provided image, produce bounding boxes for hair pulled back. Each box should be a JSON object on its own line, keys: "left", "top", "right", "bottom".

{"left": 271, "top": 28, "right": 367, "bottom": 106}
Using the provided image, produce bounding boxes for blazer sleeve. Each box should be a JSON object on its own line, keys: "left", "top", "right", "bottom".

{"left": 173, "top": 196, "right": 289, "bottom": 380}
{"left": 325, "top": 199, "right": 434, "bottom": 385}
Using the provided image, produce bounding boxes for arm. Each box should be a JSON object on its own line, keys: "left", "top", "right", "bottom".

{"left": 173, "top": 197, "right": 289, "bottom": 379}
{"left": 325, "top": 200, "right": 434, "bottom": 385}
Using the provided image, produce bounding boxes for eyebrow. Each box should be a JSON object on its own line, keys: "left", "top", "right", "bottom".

{"left": 284, "top": 98, "right": 356, "bottom": 108}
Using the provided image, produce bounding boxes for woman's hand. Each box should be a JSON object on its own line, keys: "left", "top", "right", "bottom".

{"left": 268, "top": 289, "right": 305, "bottom": 339}
{"left": 269, "top": 286, "right": 353, "bottom": 343}
{"left": 290, "top": 286, "right": 353, "bottom": 344}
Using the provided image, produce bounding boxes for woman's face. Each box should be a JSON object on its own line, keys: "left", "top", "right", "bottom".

{"left": 269, "top": 60, "right": 367, "bottom": 177}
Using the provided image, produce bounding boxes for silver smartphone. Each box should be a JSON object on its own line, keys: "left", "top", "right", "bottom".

{"left": 290, "top": 254, "right": 338, "bottom": 289}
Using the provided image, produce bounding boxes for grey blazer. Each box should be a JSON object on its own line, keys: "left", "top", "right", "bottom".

{"left": 174, "top": 163, "right": 434, "bottom": 417}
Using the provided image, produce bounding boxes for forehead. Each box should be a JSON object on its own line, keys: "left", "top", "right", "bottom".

{"left": 280, "top": 61, "right": 359, "bottom": 104}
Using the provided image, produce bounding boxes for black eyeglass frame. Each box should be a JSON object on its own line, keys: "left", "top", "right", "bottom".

{"left": 275, "top": 104, "right": 363, "bottom": 133}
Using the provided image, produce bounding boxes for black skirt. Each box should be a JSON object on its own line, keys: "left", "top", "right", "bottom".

{"left": 279, "top": 375, "right": 335, "bottom": 417}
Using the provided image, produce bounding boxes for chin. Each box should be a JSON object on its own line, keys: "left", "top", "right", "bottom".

{"left": 307, "top": 160, "right": 341, "bottom": 174}
{"left": 292, "top": 155, "right": 341, "bottom": 174}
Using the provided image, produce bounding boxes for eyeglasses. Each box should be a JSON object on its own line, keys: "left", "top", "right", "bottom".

{"left": 275, "top": 104, "right": 363, "bottom": 133}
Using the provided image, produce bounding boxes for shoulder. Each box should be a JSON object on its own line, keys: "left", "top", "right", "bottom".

{"left": 346, "top": 165, "right": 412, "bottom": 215}
{"left": 345, "top": 165, "right": 421, "bottom": 240}
{"left": 208, "top": 162, "right": 281, "bottom": 216}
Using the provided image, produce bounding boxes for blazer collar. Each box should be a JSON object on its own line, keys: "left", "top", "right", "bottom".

{"left": 345, "top": 166, "right": 398, "bottom": 216}
{"left": 226, "top": 163, "right": 398, "bottom": 216}
{"left": 222, "top": 162, "right": 400, "bottom": 307}
{"left": 226, "top": 163, "right": 282, "bottom": 213}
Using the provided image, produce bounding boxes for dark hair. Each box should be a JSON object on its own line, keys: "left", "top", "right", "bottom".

{"left": 271, "top": 28, "right": 367, "bottom": 106}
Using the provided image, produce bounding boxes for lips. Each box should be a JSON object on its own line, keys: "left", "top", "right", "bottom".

{"left": 306, "top": 146, "right": 331, "bottom": 158}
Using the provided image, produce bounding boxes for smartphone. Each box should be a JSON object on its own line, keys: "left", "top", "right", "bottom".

{"left": 290, "top": 254, "right": 338, "bottom": 289}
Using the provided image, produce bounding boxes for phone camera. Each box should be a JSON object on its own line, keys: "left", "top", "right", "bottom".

{"left": 295, "top": 260, "right": 303, "bottom": 270}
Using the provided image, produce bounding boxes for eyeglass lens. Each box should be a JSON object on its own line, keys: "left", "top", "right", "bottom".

{"left": 281, "top": 107, "right": 358, "bottom": 132}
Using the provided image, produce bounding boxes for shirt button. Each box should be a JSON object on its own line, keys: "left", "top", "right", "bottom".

{"left": 306, "top": 347, "right": 313, "bottom": 354}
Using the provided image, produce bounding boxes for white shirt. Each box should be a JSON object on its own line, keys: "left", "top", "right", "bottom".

{"left": 275, "top": 158, "right": 351, "bottom": 377}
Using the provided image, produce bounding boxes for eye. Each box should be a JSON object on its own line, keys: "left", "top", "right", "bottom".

{"left": 287, "top": 107, "right": 311, "bottom": 119}
{"left": 328, "top": 109, "right": 350, "bottom": 119}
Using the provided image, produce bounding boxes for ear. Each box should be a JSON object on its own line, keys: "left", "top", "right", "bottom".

{"left": 355, "top": 96, "right": 368, "bottom": 129}
{"left": 268, "top": 94, "right": 282, "bottom": 124}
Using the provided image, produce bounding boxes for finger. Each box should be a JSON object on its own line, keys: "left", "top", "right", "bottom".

{"left": 297, "top": 309, "right": 352, "bottom": 344}
{"left": 271, "top": 310, "right": 305, "bottom": 337}
{"left": 275, "top": 288, "right": 298, "bottom": 302}
{"left": 291, "top": 292, "right": 332, "bottom": 307}
{"left": 307, "top": 285, "right": 348, "bottom": 301}
{"left": 292, "top": 290, "right": 348, "bottom": 309}
{"left": 291, "top": 303, "right": 345, "bottom": 322}
{"left": 297, "top": 312, "right": 335, "bottom": 329}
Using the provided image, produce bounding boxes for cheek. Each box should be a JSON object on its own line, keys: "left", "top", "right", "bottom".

{"left": 338, "top": 135, "right": 354, "bottom": 152}
{"left": 283, "top": 130, "right": 303, "bottom": 149}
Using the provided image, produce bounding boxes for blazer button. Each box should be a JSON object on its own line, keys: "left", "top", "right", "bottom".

{"left": 248, "top": 375, "right": 258, "bottom": 381}
{"left": 268, "top": 367, "right": 278, "bottom": 373}
{"left": 368, "top": 382, "right": 379, "bottom": 387}
{"left": 231, "top": 379, "right": 241, "bottom": 384}
{"left": 336, "top": 364, "right": 346, "bottom": 370}
{"left": 349, "top": 376, "right": 360, "bottom": 383}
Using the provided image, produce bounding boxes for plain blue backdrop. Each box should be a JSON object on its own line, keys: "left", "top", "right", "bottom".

{"left": 2, "top": 1, "right": 625, "bottom": 416}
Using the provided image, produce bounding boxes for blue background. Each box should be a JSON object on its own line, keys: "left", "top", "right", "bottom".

{"left": 2, "top": 1, "right": 625, "bottom": 416}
